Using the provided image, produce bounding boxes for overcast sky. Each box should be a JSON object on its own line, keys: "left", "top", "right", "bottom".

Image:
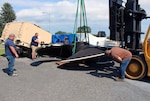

{"left": 0, "top": 0, "right": 150, "bottom": 36}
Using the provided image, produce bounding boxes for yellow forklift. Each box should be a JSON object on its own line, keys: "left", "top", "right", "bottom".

{"left": 109, "top": 0, "right": 150, "bottom": 80}
{"left": 143, "top": 25, "right": 150, "bottom": 77}
{"left": 126, "top": 26, "right": 150, "bottom": 80}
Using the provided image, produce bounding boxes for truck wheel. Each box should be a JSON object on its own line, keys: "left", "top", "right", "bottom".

{"left": 125, "top": 55, "right": 147, "bottom": 80}
{"left": 27, "top": 48, "right": 32, "bottom": 58}
{"left": 17, "top": 47, "right": 23, "bottom": 57}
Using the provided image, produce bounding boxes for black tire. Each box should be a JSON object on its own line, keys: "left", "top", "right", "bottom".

{"left": 27, "top": 48, "right": 32, "bottom": 58}
{"left": 17, "top": 47, "right": 23, "bottom": 56}
{"left": 125, "top": 55, "right": 147, "bottom": 80}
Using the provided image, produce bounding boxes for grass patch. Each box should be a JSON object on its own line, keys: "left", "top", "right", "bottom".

{"left": 0, "top": 49, "right": 5, "bottom": 56}
{"left": 0, "top": 44, "right": 5, "bottom": 56}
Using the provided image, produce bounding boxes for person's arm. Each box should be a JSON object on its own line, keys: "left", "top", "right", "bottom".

{"left": 34, "top": 39, "right": 39, "bottom": 43}
{"left": 9, "top": 46, "right": 19, "bottom": 58}
{"left": 33, "top": 37, "right": 39, "bottom": 44}
{"left": 113, "top": 55, "right": 122, "bottom": 63}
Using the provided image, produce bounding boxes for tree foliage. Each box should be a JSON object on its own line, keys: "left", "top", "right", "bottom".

{"left": 0, "top": 3, "right": 16, "bottom": 36}
{"left": 76, "top": 26, "right": 91, "bottom": 33}
{"left": 55, "top": 31, "right": 70, "bottom": 34}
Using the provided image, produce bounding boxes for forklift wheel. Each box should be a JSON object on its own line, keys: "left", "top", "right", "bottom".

{"left": 125, "top": 55, "right": 147, "bottom": 80}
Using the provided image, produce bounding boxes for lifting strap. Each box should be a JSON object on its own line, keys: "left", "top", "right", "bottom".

{"left": 72, "top": 0, "right": 89, "bottom": 54}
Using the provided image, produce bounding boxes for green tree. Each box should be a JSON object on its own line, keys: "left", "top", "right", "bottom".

{"left": 0, "top": 3, "right": 16, "bottom": 36}
{"left": 76, "top": 26, "right": 91, "bottom": 33}
{"left": 55, "top": 31, "right": 70, "bottom": 34}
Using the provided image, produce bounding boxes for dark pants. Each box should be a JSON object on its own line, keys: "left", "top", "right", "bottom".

{"left": 6, "top": 56, "right": 15, "bottom": 76}
{"left": 120, "top": 58, "right": 131, "bottom": 78}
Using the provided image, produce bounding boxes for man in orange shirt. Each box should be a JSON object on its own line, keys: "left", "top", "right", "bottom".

{"left": 105, "top": 47, "right": 132, "bottom": 81}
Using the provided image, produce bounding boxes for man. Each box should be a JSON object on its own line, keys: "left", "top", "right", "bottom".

{"left": 64, "top": 37, "right": 69, "bottom": 44}
{"left": 5, "top": 34, "right": 19, "bottom": 76}
{"left": 105, "top": 47, "right": 132, "bottom": 81}
{"left": 30, "top": 33, "right": 39, "bottom": 59}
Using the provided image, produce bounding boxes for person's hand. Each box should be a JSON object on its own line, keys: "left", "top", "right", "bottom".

{"left": 15, "top": 54, "right": 19, "bottom": 58}
{"left": 16, "top": 47, "right": 20, "bottom": 49}
{"left": 117, "top": 57, "right": 122, "bottom": 62}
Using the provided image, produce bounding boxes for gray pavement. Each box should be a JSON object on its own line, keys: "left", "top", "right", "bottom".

{"left": 0, "top": 56, "right": 150, "bottom": 101}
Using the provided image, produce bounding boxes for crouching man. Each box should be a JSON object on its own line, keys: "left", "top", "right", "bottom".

{"left": 105, "top": 47, "right": 132, "bottom": 81}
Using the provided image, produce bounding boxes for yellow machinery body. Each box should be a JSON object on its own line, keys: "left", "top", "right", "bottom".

{"left": 143, "top": 25, "right": 150, "bottom": 77}
{"left": 125, "top": 26, "right": 150, "bottom": 80}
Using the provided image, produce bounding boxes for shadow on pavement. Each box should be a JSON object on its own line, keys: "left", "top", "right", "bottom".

{"left": 2, "top": 68, "right": 17, "bottom": 75}
{"left": 88, "top": 66, "right": 118, "bottom": 80}
{"left": 57, "top": 62, "right": 96, "bottom": 71}
{"left": 2, "top": 68, "right": 9, "bottom": 74}
{"left": 140, "top": 77, "right": 150, "bottom": 83}
{"left": 58, "top": 62, "right": 119, "bottom": 81}
{"left": 87, "top": 63, "right": 119, "bottom": 81}
{"left": 30, "top": 59, "right": 58, "bottom": 67}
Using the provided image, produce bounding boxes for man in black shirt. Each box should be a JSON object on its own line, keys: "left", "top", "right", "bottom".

{"left": 30, "top": 33, "right": 39, "bottom": 59}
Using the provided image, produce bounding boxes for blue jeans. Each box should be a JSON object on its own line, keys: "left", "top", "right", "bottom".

{"left": 120, "top": 58, "right": 131, "bottom": 79}
{"left": 6, "top": 56, "right": 15, "bottom": 76}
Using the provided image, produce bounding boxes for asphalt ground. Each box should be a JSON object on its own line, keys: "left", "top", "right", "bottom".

{"left": 0, "top": 56, "right": 150, "bottom": 101}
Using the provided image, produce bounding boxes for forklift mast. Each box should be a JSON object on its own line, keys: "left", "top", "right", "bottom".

{"left": 109, "top": 0, "right": 147, "bottom": 50}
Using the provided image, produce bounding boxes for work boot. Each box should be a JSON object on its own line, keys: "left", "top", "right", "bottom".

{"left": 115, "top": 77, "right": 124, "bottom": 82}
{"left": 9, "top": 73, "right": 18, "bottom": 77}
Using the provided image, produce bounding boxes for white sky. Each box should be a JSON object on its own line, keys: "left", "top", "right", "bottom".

{"left": 0, "top": 0, "right": 150, "bottom": 36}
